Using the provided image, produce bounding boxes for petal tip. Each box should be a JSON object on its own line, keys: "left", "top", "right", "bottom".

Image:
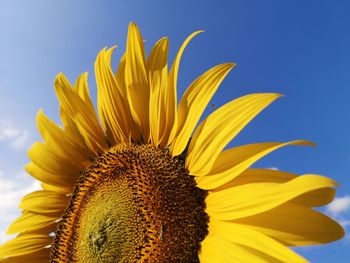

{"left": 292, "top": 139, "right": 317, "bottom": 147}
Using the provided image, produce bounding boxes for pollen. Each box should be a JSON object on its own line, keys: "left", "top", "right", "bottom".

{"left": 50, "top": 143, "right": 208, "bottom": 262}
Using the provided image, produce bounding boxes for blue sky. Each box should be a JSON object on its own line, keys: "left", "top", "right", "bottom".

{"left": 0, "top": 0, "right": 349, "bottom": 262}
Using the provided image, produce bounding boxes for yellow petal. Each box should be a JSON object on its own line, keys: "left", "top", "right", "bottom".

{"left": 71, "top": 73, "right": 107, "bottom": 157}
{"left": 28, "top": 142, "right": 80, "bottom": 178}
{"left": 171, "top": 63, "right": 235, "bottom": 156}
{"left": 41, "top": 182, "right": 71, "bottom": 194}
{"left": 115, "top": 54, "right": 141, "bottom": 141}
{"left": 73, "top": 72, "right": 94, "bottom": 107}
{"left": 167, "top": 30, "right": 203, "bottom": 145}
{"left": 0, "top": 248, "right": 50, "bottom": 263}
{"left": 209, "top": 169, "right": 335, "bottom": 208}
{"left": 199, "top": 235, "right": 240, "bottom": 263}
{"left": 7, "top": 212, "right": 57, "bottom": 235}
{"left": 234, "top": 203, "right": 345, "bottom": 246}
{"left": 209, "top": 219, "right": 307, "bottom": 263}
{"left": 213, "top": 168, "right": 297, "bottom": 189}
{"left": 292, "top": 187, "right": 336, "bottom": 207}
{"left": 87, "top": 62, "right": 116, "bottom": 145}
{"left": 199, "top": 234, "right": 271, "bottom": 263}
{"left": 0, "top": 235, "right": 51, "bottom": 259}
{"left": 186, "top": 93, "right": 282, "bottom": 175}
{"left": 25, "top": 162, "right": 74, "bottom": 191}
{"left": 206, "top": 174, "right": 337, "bottom": 220}
{"left": 147, "top": 37, "right": 169, "bottom": 146}
{"left": 125, "top": 22, "right": 150, "bottom": 141}
{"left": 116, "top": 53, "right": 127, "bottom": 93}
{"left": 195, "top": 140, "right": 313, "bottom": 189}
{"left": 55, "top": 73, "right": 107, "bottom": 156}
{"left": 95, "top": 47, "right": 135, "bottom": 144}
{"left": 59, "top": 107, "right": 94, "bottom": 158}
{"left": 19, "top": 190, "right": 68, "bottom": 215}
{"left": 36, "top": 110, "right": 91, "bottom": 170}
{"left": 15, "top": 221, "right": 58, "bottom": 236}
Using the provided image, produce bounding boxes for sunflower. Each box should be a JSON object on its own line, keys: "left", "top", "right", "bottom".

{"left": 0, "top": 22, "right": 344, "bottom": 263}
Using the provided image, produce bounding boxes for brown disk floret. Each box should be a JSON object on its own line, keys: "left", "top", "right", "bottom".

{"left": 50, "top": 143, "right": 208, "bottom": 263}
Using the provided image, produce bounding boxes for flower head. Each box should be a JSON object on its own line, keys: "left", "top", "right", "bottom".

{"left": 0, "top": 23, "right": 344, "bottom": 262}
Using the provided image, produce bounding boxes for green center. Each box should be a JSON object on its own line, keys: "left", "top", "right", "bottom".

{"left": 50, "top": 144, "right": 208, "bottom": 262}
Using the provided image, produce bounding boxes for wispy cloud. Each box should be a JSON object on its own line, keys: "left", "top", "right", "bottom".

{"left": 0, "top": 170, "right": 41, "bottom": 244}
{"left": 326, "top": 195, "right": 350, "bottom": 243}
{"left": 0, "top": 120, "right": 31, "bottom": 151}
{"left": 339, "top": 220, "right": 350, "bottom": 227}
{"left": 326, "top": 196, "right": 350, "bottom": 217}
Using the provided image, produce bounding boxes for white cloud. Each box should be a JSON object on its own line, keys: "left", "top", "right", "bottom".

{"left": 267, "top": 167, "right": 279, "bottom": 171}
{"left": 0, "top": 170, "right": 41, "bottom": 244}
{"left": 326, "top": 196, "right": 350, "bottom": 217}
{"left": 326, "top": 195, "right": 350, "bottom": 243}
{"left": 0, "top": 120, "right": 31, "bottom": 150}
{"left": 339, "top": 220, "right": 350, "bottom": 227}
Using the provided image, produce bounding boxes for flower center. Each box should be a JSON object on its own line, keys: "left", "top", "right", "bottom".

{"left": 50, "top": 143, "right": 208, "bottom": 262}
